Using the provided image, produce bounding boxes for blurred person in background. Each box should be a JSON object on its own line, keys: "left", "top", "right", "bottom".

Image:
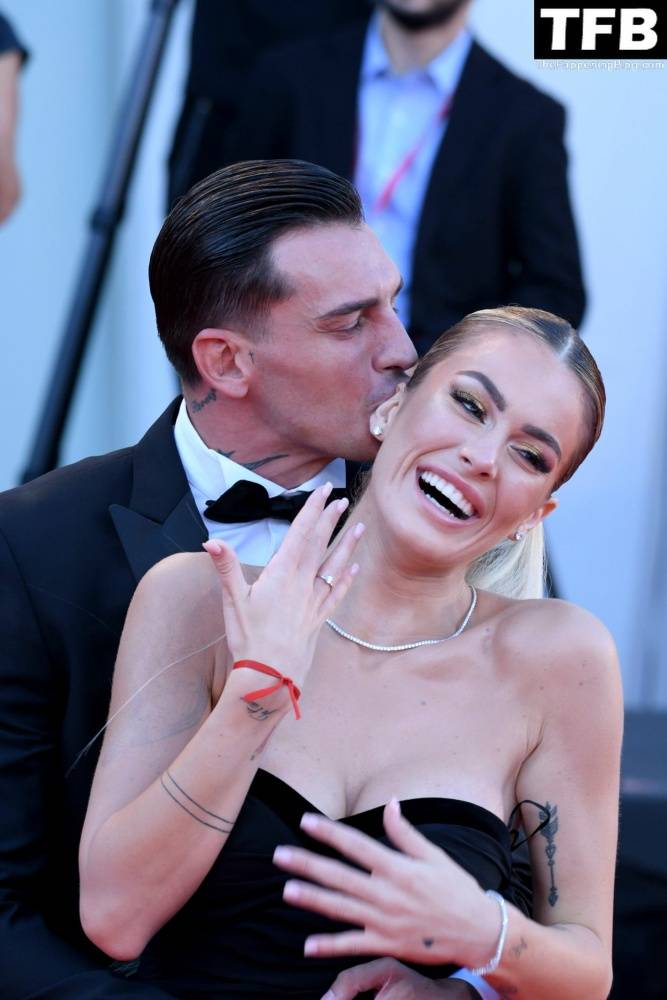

{"left": 167, "top": 0, "right": 366, "bottom": 208}
{"left": 232, "top": 0, "right": 586, "bottom": 356}
{"left": 0, "top": 159, "right": 417, "bottom": 1000}
{"left": 0, "top": 10, "right": 27, "bottom": 224}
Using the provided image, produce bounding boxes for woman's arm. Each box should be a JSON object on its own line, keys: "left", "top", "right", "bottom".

{"left": 274, "top": 602, "right": 622, "bottom": 1000}
{"left": 80, "top": 487, "right": 361, "bottom": 960}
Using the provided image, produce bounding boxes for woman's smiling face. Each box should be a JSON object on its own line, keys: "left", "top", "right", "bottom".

{"left": 367, "top": 326, "right": 589, "bottom": 567}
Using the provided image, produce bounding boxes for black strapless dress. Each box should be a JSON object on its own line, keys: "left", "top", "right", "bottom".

{"left": 137, "top": 769, "right": 524, "bottom": 999}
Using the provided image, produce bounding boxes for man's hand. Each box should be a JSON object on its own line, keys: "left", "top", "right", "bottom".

{"left": 322, "top": 958, "right": 480, "bottom": 999}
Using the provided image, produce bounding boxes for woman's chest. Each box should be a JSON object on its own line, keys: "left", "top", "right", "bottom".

{"left": 259, "top": 653, "right": 536, "bottom": 821}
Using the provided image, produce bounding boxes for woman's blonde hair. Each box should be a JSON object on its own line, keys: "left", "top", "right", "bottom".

{"left": 406, "top": 306, "right": 606, "bottom": 599}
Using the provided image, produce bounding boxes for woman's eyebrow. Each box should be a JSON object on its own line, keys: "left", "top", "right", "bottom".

{"left": 522, "top": 424, "right": 562, "bottom": 459}
{"left": 458, "top": 370, "right": 507, "bottom": 411}
{"left": 458, "top": 370, "right": 562, "bottom": 458}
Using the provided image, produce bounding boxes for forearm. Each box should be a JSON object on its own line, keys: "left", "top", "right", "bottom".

{"left": 80, "top": 674, "right": 291, "bottom": 959}
{"left": 0, "top": 50, "right": 20, "bottom": 152}
{"left": 480, "top": 905, "right": 611, "bottom": 1000}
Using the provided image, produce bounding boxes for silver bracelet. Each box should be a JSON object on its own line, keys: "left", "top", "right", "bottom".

{"left": 468, "top": 889, "right": 509, "bottom": 977}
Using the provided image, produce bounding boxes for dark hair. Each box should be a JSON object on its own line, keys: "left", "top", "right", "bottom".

{"left": 408, "top": 306, "right": 605, "bottom": 490}
{"left": 149, "top": 160, "right": 364, "bottom": 384}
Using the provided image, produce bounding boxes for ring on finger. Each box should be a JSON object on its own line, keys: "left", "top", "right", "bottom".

{"left": 317, "top": 573, "right": 335, "bottom": 590}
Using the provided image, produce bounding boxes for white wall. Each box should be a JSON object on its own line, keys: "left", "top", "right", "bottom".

{"left": 1, "top": 0, "right": 666, "bottom": 705}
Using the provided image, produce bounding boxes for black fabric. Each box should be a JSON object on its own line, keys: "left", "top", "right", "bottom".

{"left": 138, "top": 769, "right": 522, "bottom": 999}
{"left": 0, "top": 10, "right": 28, "bottom": 60}
{"left": 0, "top": 401, "right": 362, "bottom": 998}
{"left": 231, "top": 21, "right": 586, "bottom": 353}
{"left": 204, "top": 481, "right": 349, "bottom": 524}
{"left": 167, "top": 0, "right": 367, "bottom": 206}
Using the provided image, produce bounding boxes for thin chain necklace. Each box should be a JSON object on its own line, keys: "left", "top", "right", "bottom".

{"left": 325, "top": 586, "right": 478, "bottom": 653}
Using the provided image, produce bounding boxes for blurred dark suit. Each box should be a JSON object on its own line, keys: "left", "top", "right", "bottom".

{"left": 168, "top": 0, "right": 366, "bottom": 207}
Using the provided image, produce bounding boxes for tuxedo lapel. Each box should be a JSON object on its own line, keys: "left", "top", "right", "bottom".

{"left": 110, "top": 399, "right": 207, "bottom": 583}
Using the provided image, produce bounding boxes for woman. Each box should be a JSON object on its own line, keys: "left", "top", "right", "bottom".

{"left": 79, "top": 306, "right": 621, "bottom": 1000}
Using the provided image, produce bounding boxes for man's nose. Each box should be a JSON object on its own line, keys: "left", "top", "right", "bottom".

{"left": 377, "top": 310, "right": 418, "bottom": 374}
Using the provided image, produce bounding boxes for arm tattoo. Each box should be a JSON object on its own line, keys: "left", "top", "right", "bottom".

{"left": 245, "top": 699, "right": 277, "bottom": 721}
{"left": 216, "top": 449, "right": 290, "bottom": 473}
{"left": 190, "top": 387, "right": 217, "bottom": 412}
{"left": 160, "top": 770, "right": 234, "bottom": 835}
{"left": 539, "top": 801, "right": 559, "bottom": 906}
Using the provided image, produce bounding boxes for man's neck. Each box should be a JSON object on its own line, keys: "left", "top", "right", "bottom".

{"left": 185, "top": 392, "right": 333, "bottom": 489}
{"left": 378, "top": 6, "right": 470, "bottom": 74}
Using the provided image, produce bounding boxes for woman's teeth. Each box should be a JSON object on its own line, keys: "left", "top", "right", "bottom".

{"left": 419, "top": 471, "right": 474, "bottom": 520}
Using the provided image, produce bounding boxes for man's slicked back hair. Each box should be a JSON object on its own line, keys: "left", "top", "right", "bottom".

{"left": 149, "top": 159, "right": 364, "bottom": 384}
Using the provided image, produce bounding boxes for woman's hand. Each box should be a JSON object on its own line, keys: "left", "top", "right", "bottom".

{"left": 322, "top": 958, "right": 481, "bottom": 999}
{"left": 273, "top": 799, "right": 499, "bottom": 971}
{"left": 204, "top": 484, "right": 364, "bottom": 688}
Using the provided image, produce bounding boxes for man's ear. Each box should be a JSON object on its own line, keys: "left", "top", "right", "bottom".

{"left": 191, "top": 328, "right": 254, "bottom": 399}
{"left": 370, "top": 383, "right": 406, "bottom": 439}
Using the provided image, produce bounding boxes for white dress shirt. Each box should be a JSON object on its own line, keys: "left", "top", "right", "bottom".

{"left": 355, "top": 17, "right": 472, "bottom": 326}
{"left": 173, "top": 399, "right": 346, "bottom": 566}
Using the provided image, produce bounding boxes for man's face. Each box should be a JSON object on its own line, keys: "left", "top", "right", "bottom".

{"left": 248, "top": 223, "right": 417, "bottom": 464}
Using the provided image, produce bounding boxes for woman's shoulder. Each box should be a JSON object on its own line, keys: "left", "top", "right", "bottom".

{"left": 136, "top": 552, "right": 262, "bottom": 608}
{"left": 489, "top": 594, "right": 619, "bottom": 686}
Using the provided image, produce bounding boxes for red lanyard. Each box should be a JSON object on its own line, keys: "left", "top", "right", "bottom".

{"left": 370, "top": 92, "right": 454, "bottom": 213}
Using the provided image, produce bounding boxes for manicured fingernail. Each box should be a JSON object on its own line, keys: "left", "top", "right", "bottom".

{"left": 353, "top": 522, "right": 366, "bottom": 538}
{"left": 304, "top": 938, "right": 318, "bottom": 956}
{"left": 202, "top": 540, "right": 222, "bottom": 556}
{"left": 321, "top": 993, "right": 336, "bottom": 1000}
{"left": 322, "top": 482, "right": 333, "bottom": 497}
{"left": 389, "top": 797, "right": 401, "bottom": 815}
{"left": 273, "top": 846, "right": 292, "bottom": 864}
{"left": 283, "top": 880, "right": 300, "bottom": 899}
{"left": 336, "top": 497, "right": 349, "bottom": 512}
{"left": 300, "top": 812, "right": 319, "bottom": 830}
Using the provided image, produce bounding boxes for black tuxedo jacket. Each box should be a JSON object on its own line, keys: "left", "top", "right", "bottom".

{"left": 233, "top": 22, "right": 586, "bottom": 354}
{"left": 0, "top": 400, "right": 358, "bottom": 998}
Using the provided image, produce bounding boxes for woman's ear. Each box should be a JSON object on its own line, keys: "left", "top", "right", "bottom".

{"left": 191, "top": 328, "right": 254, "bottom": 399}
{"left": 510, "top": 496, "right": 559, "bottom": 540}
{"left": 370, "top": 382, "right": 407, "bottom": 439}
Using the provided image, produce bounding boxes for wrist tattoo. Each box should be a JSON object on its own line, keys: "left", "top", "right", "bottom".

{"left": 160, "top": 770, "right": 234, "bottom": 835}
{"left": 539, "top": 801, "right": 559, "bottom": 906}
{"left": 510, "top": 936, "right": 528, "bottom": 960}
{"left": 246, "top": 700, "right": 277, "bottom": 721}
{"left": 190, "top": 388, "right": 216, "bottom": 412}
{"left": 422, "top": 937, "right": 435, "bottom": 948}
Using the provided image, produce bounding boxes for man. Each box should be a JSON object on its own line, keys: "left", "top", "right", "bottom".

{"left": 232, "top": 0, "right": 586, "bottom": 356}
{"left": 0, "top": 159, "right": 416, "bottom": 998}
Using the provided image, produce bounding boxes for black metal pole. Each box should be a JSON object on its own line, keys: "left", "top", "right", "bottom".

{"left": 21, "top": 0, "right": 179, "bottom": 484}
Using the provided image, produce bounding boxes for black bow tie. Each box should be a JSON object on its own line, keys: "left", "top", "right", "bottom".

{"left": 204, "top": 480, "right": 349, "bottom": 524}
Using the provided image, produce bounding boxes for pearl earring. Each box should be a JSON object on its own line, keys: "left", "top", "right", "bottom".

{"left": 512, "top": 530, "right": 525, "bottom": 542}
{"left": 372, "top": 425, "right": 383, "bottom": 437}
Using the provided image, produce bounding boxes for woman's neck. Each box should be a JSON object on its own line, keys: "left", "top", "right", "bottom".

{"left": 330, "top": 501, "right": 475, "bottom": 647}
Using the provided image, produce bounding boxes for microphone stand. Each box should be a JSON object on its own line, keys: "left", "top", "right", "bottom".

{"left": 21, "top": 0, "right": 180, "bottom": 483}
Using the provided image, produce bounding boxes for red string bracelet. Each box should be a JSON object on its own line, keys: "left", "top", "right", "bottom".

{"left": 232, "top": 660, "right": 302, "bottom": 720}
